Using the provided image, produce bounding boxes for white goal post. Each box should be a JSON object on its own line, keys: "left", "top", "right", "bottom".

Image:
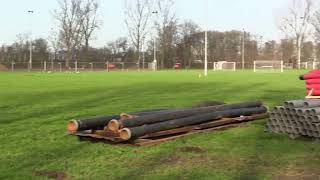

{"left": 253, "top": 60, "right": 284, "bottom": 72}
{"left": 148, "top": 61, "right": 157, "bottom": 71}
{"left": 213, "top": 61, "right": 236, "bottom": 71}
{"left": 299, "top": 62, "right": 319, "bottom": 70}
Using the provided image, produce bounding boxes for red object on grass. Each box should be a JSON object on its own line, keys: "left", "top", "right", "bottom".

{"left": 174, "top": 63, "right": 181, "bottom": 69}
{"left": 305, "top": 79, "right": 320, "bottom": 85}
{"left": 300, "top": 70, "right": 320, "bottom": 80}
{"left": 300, "top": 70, "right": 320, "bottom": 96}
{"left": 106, "top": 63, "right": 116, "bottom": 69}
{"left": 306, "top": 84, "right": 320, "bottom": 90}
{"left": 307, "top": 89, "right": 320, "bottom": 96}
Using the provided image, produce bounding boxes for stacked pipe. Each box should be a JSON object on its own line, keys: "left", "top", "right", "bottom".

{"left": 68, "top": 101, "right": 268, "bottom": 142}
{"left": 299, "top": 70, "right": 320, "bottom": 96}
{"left": 266, "top": 99, "right": 320, "bottom": 138}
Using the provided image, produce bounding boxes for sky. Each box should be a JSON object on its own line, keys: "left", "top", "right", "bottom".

{"left": 0, "top": 0, "right": 290, "bottom": 47}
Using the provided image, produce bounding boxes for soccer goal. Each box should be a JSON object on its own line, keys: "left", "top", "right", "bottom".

{"left": 213, "top": 61, "right": 236, "bottom": 71}
{"left": 148, "top": 61, "right": 157, "bottom": 71}
{"left": 253, "top": 60, "right": 284, "bottom": 72}
{"left": 299, "top": 62, "right": 319, "bottom": 70}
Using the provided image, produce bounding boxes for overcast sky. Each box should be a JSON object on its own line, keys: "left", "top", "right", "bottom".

{"left": 0, "top": 0, "right": 289, "bottom": 47}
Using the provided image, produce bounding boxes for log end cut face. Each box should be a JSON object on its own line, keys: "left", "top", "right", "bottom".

{"left": 67, "top": 120, "right": 79, "bottom": 132}
{"left": 119, "top": 128, "right": 131, "bottom": 141}
{"left": 108, "top": 120, "right": 120, "bottom": 132}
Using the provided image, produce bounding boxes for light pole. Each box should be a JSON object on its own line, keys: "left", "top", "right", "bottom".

{"left": 242, "top": 28, "right": 245, "bottom": 70}
{"left": 28, "top": 10, "right": 34, "bottom": 71}
{"left": 152, "top": 11, "right": 158, "bottom": 71}
{"left": 204, "top": 0, "right": 208, "bottom": 76}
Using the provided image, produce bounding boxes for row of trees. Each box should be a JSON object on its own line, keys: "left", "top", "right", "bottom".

{"left": 1, "top": 0, "right": 320, "bottom": 69}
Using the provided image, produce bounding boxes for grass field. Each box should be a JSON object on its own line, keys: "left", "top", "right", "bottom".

{"left": 1, "top": 70, "right": 320, "bottom": 180}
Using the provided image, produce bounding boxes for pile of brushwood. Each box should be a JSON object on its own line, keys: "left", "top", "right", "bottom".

{"left": 68, "top": 101, "right": 268, "bottom": 144}
{"left": 267, "top": 99, "right": 320, "bottom": 139}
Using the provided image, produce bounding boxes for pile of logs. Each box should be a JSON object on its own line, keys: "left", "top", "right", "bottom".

{"left": 68, "top": 101, "right": 268, "bottom": 145}
{"left": 266, "top": 99, "right": 320, "bottom": 139}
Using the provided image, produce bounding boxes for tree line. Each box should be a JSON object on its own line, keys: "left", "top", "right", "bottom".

{"left": 1, "top": 0, "right": 320, "bottom": 69}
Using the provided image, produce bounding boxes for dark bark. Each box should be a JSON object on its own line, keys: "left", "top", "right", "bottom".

{"left": 72, "top": 108, "right": 171, "bottom": 131}
{"left": 125, "top": 106, "right": 268, "bottom": 139}
{"left": 74, "top": 115, "right": 120, "bottom": 131}
{"left": 120, "top": 101, "right": 263, "bottom": 128}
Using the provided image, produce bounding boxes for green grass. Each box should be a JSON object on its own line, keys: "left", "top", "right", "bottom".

{"left": 1, "top": 70, "right": 320, "bottom": 180}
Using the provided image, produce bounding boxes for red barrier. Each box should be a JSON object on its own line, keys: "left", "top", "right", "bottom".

{"left": 300, "top": 70, "right": 320, "bottom": 80}
{"left": 306, "top": 79, "right": 320, "bottom": 85}
{"left": 306, "top": 84, "right": 320, "bottom": 90}
{"left": 301, "top": 70, "right": 320, "bottom": 96}
{"left": 307, "top": 89, "right": 320, "bottom": 96}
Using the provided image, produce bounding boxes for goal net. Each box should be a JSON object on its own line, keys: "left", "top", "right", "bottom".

{"left": 254, "top": 60, "right": 284, "bottom": 72}
{"left": 148, "top": 61, "right": 157, "bottom": 71}
{"left": 299, "top": 62, "right": 319, "bottom": 70}
{"left": 213, "top": 61, "right": 236, "bottom": 71}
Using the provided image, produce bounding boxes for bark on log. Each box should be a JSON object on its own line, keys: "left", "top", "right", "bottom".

{"left": 116, "top": 101, "right": 263, "bottom": 130}
{"left": 67, "top": 109, "right": 171, "bottom": 132}
{"left": 120, "top": 106, "right": 268, "bottom": 140}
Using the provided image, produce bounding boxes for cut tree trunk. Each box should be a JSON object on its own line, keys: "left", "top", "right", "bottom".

{"left": 119, "top": 106, "right": 268, "bottom": 140}
{"left": 68, "top": 109, "right": 171, "bottom": 132}
{"left": 116, "top": 101, "right": 263, "bottom": 130}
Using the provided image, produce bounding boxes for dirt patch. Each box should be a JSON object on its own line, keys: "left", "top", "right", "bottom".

{"left": 33, "top": 170, "right": 67, "bottom": 180}
{"left": 0, "top": 64, "right": 8, "bottom": 71}
{"left": 178, "top": 146, "right": 206, "bottom": 154}
{"left": 158, "top": 154, "right": 182, "bottom": 165}
{"left": 274, "top": 168, "right": 320, "bottom": 180}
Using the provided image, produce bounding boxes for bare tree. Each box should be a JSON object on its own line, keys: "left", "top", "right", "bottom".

{"left": 124, "top": 0, "right": 151, "bottom": 67}
{"left": 15, "top": 33, "right": 29, "bottom": 62}
{"left": 48, "top": 29, "right": 61, "bottom": 67}
{"left": 81, "top": 0, "right": 101, "bottom": 50}
{"left": 178, "top": 20, "right": 200, "bottom": 67}
{"left": 279, "top": 0, "right": 314, "bottom": 68}
{"left": 312, "top": 9, "right": 320, "bottom": 41}
{"left": 155, "top": 0, "right": 177, "bottom": 68}
{"left": 107, "top": 37, "right": 128, "bottom": 62}
{"left": 53, "top": 0, "right": 85, "bottom": 68}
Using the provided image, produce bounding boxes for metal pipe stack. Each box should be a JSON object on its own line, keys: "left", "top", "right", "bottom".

{"left": 266, "top": 99, "right": 320, "bottom": 139}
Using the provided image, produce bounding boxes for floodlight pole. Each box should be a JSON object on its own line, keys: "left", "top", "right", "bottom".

{"left": 204, "top": 30, "right": 208, "bottom": 76}
{"left": 204, "top": 0, "right": 208, "bottom": 76}
{"left": 242, "top": 28, "right": 245, "bottom": 70}
{"left": 28, "top": 10, "right": 34, "bottom": 71}
{"left": 152, "top": 11, "right": 158, "bottom": 71}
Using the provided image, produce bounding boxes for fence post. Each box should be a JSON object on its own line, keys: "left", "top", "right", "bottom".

{"left": 51, "top": 60, "right": 54, "bottom": 71}
{"left": 11, "top": 62, "right": 15, "bottom": 72}
{"left": 90, "top": 63, "right": 93, "bottom": 71}
{"left": 58, "top": 62, "right": 62, "bottom": 72}
{"left": 44, "top": 61, "right": 47, "bottom": 72}
{"left": 75, "top": 61, "right": 78, "bottom": 72}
